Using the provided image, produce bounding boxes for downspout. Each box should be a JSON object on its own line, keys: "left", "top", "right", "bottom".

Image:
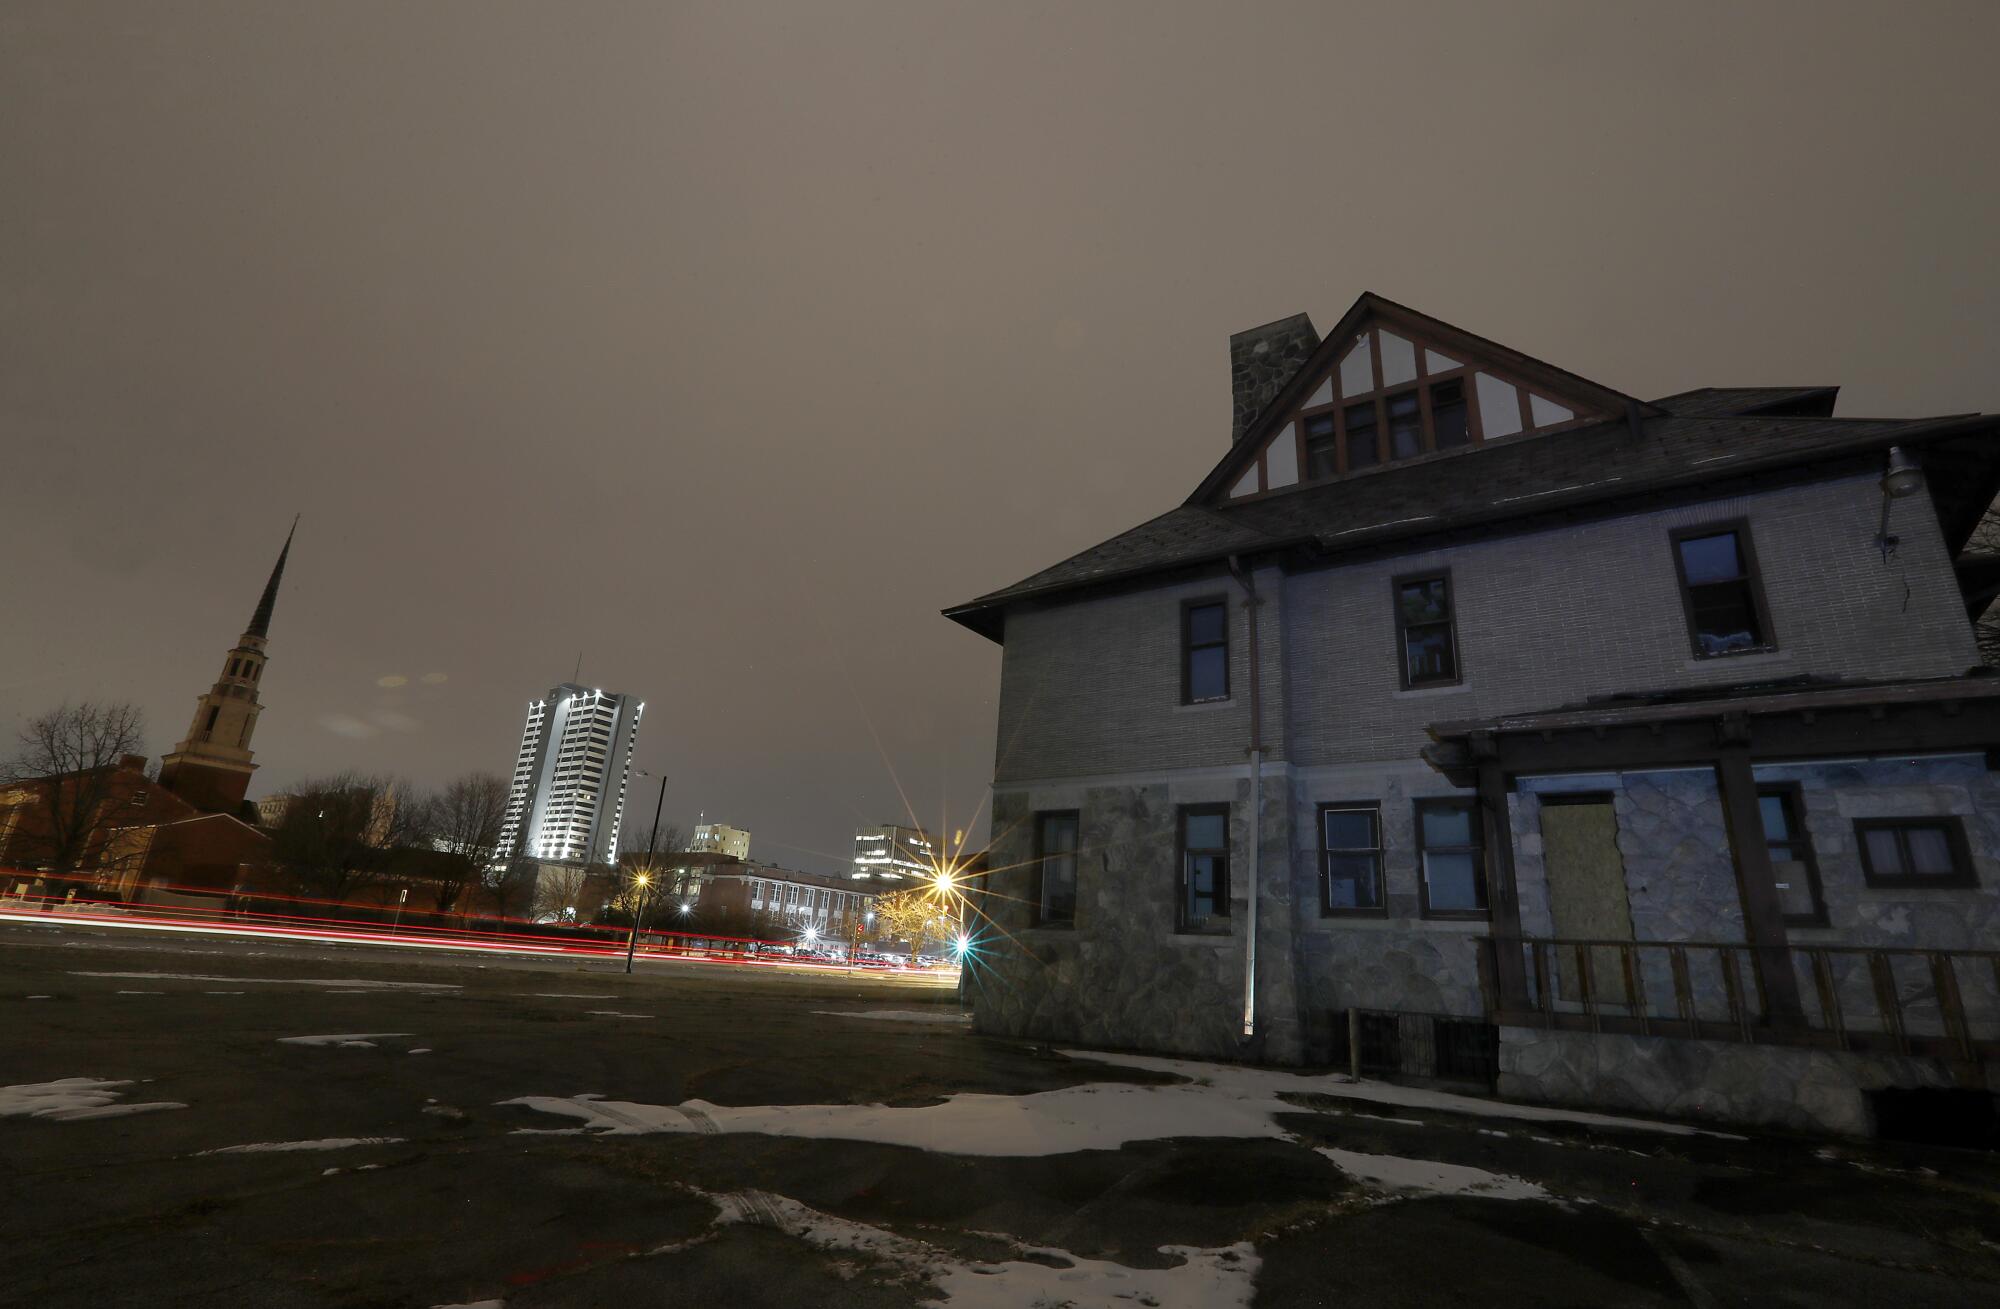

{"left": 1227, "top": 555, "right": 1263, "bottom": 1041}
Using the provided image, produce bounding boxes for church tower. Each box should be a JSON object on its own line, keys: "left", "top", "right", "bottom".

{"left": 158, "top": 521, "right": 296, "bottom": 814}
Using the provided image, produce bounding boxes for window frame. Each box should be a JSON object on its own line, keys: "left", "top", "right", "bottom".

{"left": 1175, "top": 802, "right": 1233, "bottom": 934}
{"left": 1318, "top": 802, "right": 1385, "bottom": 917}
{"left": 1669, "top": 519, "right": 1777, "bottom": 660}
{"left": 1392, "top": 569, "right": 1462, "bottom": 690}
{"left": 1853, "top": 817, "right": 1978, "bottom": 890}
{"left": 1031, "top": 809, "right": 1081, "bottom": 928}
{"left": 1180, "top": 596, "right": 1231, "bottom": 705}
{"left": 1757, "top": 783, "right": 1828, "bottom": 927}
{"left": 1414, "top": 796, "right": 1489, "bottom": 920}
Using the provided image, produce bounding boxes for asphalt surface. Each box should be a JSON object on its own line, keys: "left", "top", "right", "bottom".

{"left": 5, "top": 919, "right": 1999, "bottom": 1307}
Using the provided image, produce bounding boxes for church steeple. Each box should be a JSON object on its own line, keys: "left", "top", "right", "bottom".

{"left": 158, "top": 522, "right": 299, "bottom": 815}
{"left": 246, "top": 517, "right": 296, "bottom": 641}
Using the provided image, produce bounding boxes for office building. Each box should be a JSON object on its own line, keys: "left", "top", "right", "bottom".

{"left": 851, "top": 823, "right": 934, "bottom": 882}
{"left": 690, "top": 823, "right": 751, "bottom": 860}
{"left": 494, "top": 684, "right": 642, "bottom": 867}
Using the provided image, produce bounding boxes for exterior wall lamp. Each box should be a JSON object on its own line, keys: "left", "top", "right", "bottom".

{"left": 1876, "top": 446, "right": 1924, "bottom": 561}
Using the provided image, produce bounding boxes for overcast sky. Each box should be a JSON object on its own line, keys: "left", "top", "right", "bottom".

{"left": 4, "top": 2, "right": 1996, "bottom": 874}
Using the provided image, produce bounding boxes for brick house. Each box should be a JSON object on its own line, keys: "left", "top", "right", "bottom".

{"left": 946, "top": 292, "right": 2000, "bottom": 1136}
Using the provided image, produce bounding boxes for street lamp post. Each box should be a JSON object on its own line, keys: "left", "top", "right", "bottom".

{"left": 623, "top": 769, "right": 670, "bottom": 975}
{"left": 625, "top": 872, "right": 651, "bottom": 974}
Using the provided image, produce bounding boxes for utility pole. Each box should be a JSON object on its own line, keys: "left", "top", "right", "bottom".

{"left": 626, "top": 771, "right": 669, "bottom": 974}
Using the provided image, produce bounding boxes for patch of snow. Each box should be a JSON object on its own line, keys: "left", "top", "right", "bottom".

{"left": 1317, "top": 1147, "right": 1550, "bottom": 1201}
{"left": 584, "top": 1011, "right": 653, "bottom": 1019}
{"left": 277, "top": 1033, "right": 412, "bottom": 1049}
{"left": 702, "top": 1188, "right": 1258, "bottom": 1308}
{"left": 116, "top": 990, "right": 164, "bottom": 995}
{"left": 409, "top": 1048, "right": 433, "bottom": 1055}
{"left": 26, "top": 994, "right": 51, "bottom": 1000}
{"left": 502, "top": 1073, "right": 1302, "bottom": 1155}
{"left": 811, "top": 1009, "right": 972, "bottom": 1026}
{"left": 1, "top": 1078, "right": 187, "bottom": 1122}
{"left": 69, "top": 972, "right": 457, "bottom": 991}
{"left": 201, "top": 1137, "right": 407, "bottom": 1154}
{"left": 1061, "top": 1049, "right": 1740, "bottom": 1139}
{"left": 204, "top": 990, "right": 246, "bottom": 995}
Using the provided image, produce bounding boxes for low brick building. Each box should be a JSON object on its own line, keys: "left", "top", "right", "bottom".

{"left": 947, "top": 291, "right": 2000, "bottom": 1136}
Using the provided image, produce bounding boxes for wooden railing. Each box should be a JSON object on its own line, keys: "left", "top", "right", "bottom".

{"left": 1485, "top": 936, "right": 2000, "bottom": 1062}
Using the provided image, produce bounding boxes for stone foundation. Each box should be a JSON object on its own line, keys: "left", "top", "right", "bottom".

{"left": 1498, "top": 1026, "right": 1962, "bottom": 1137}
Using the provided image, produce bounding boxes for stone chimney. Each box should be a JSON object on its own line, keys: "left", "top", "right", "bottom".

{"left": 1230, "top": 313, "right": 1320, "bottom": 444}
{"left": 118, "top": 754, "right": 148, "bottom": 773}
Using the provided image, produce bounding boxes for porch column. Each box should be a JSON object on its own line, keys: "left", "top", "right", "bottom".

{"left": 1712, "top": 741, "right": 1805, "bottom": 1028}
{"left": 1476, "top": 755, "right": 1531, "bottom": 1010}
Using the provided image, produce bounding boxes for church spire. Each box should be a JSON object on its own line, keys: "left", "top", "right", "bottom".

{"left": 246, "top": 516, "right": 297, "bottom": 640}
{"left": 158, "top": 518, "right": 298, "bottom": 814}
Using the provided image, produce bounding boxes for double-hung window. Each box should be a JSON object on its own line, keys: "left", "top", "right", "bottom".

{"left": 1855, "top": 818, "right": 1977, "bottom": 889}
{"left": 1671, "top": 522, "right": 1774, "bottom": 657}
{"left": 1758, "top": 787, "right": 1827, "bottom": 925}
{"left": 1182, "top": 599, "right": 1229, "bottom": 703}
{"left": 1320, "top": 805, "right": 1383, "bottom": 914}
{"left": 1415, "top": 798, "right": 1487, "bottom": 918}
{"left": 1033, "top": 811, "right": 1080, "bottom": 926}
{"left": 1177, "top": 805, "right": 1231, "bottom": 932}
{"left": 1395, "top": 572, "right": 1459, "bottom": 688}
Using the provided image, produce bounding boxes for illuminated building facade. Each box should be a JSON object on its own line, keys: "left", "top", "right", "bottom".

{"left": 850, "top": 823, "right": 934, "bottom": 882}
{"left": 494, "top": 684, "right": 642, "bottom": 867}
{"left": 690, "top": 823, "right": 751, "bottom": 860}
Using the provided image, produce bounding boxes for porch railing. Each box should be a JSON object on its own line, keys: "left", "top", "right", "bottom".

{"left": 1485, "top": 936, "right": 2000, "bottom": 1063}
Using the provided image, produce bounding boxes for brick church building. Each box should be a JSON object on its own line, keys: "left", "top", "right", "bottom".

{"left": 0, "top": 525, "right": 296, "bottom": 904}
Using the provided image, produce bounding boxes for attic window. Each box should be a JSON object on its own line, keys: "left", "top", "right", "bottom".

{"left": 1234, "top": 323, "right": 1590, "bottom": 497}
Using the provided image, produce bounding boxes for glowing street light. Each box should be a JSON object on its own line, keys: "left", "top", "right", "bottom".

{"left": 624, "top": 872, "right": 651, "bottom": 974}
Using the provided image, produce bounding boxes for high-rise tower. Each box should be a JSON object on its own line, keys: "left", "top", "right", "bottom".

{"left": 493, "top": 684, "right": 642, "bottom": 867}
{"left": 158, "top": 521, "right": 296, "bottom": 814}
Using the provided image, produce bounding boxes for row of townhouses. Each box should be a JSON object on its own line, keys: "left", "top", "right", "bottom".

{"left": 948, "top": 292, "right": 2000, "bottom": 1137}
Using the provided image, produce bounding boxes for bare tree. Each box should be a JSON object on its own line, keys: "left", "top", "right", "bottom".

{"left": 416, "top": 772, "right": 509, "bottom": 914}
{"left": 271, "top": 773, "right": 412, "bottom": 905}
{"left": 873, "top": 887, "right": 954, "bottom": 964}
{"left": 1, "top": 701, "right": 146, "bottom": 879}
{"left": 531, "top": 863, "right": 595, "bottom": 923}
{"left": 485, "top": 857, "right": 536, "bottom": 923}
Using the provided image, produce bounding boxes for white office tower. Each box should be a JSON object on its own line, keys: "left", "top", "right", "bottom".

{"left": 494, "top": 684, "right": 643, "bottom": 867}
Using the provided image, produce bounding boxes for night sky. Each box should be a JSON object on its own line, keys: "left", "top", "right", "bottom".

{"left": 5, "top": 3, "right": 1996, "bottom": 874}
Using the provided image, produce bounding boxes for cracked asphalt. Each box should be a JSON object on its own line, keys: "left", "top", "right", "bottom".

{"left": 5, "top": 918, "right": 1998, "bottom": 1307}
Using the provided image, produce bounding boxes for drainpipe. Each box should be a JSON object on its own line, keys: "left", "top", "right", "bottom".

{"left": 1227, "top": 555, "right": 1263, "bottom": 1041}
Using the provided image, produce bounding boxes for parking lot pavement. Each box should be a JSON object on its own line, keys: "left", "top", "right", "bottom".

{"left": 6, "top": 921, "right": 1999, "bottom": 1308}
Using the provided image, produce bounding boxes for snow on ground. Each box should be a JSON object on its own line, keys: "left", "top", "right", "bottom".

{"left": 706, "top": 1188, "right": 1258, "bottom": 1309}
{"left": 585, "top": 1011, "right": 653, "bottom": 1019}
{"left": 1316, "top": 1147, "right": 1550, "bottom": 1201}
{"left": 1, "top": 1078, "right": 187, "bottom": 1122}
{"left": 276, "top": 1033, "right": 413, "bottom": 1049}
{"left": 1061, "top": 1049, "right": 1738, "bottom": 1138}
{"left": 68, "top": 971, "right": 458, "bottom": 990}
{"left": 503, "top": 1042, "right": 1721, "bottom": 1156}
{"left": 200, "top": 1137, "right": 408, "bottom": 1154}
{"left": 811, "top": 1009, "right": 972, "bottom": 1025}
{"left": 502, "top": 1073, "right": 1299, "bottom": 1155}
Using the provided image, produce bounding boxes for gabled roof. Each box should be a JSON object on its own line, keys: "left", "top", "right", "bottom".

{"left": 945, "top": 404, "right": 1999, "bottom": 641}
{"left": 1190, "top": 292, "right": 1661, "bottom": 506}
{"left": 944, "top": 293, "right": 2000, "bottom": 642}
